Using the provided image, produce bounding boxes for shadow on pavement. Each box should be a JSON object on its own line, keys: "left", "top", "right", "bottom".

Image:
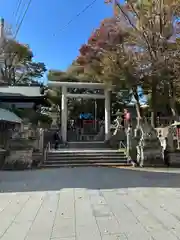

{"left": 0, "top": 167, "right": 180, "bottom": 193}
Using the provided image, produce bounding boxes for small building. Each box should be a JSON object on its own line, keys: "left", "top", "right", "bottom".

{"left": 0, "top": 84, "right": 49, "bottom": 110}
{"left": 0, "top": 84, "right": 50, "bottom": 122}
{"left": 0, "top": 107, "right": 22, "bottom": 149}
{"left": 0, "top": 84, "right": 51, "bottom": 146}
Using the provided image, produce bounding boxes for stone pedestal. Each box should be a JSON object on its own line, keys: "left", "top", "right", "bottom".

{"left": 135, "top": 121, "right": 164, "bottom": 167}
{"left": 168, "top": 151, "right": 180, "bottom": 166}
{"left": 3, "top": 149, "right": 33, "bottom": 170}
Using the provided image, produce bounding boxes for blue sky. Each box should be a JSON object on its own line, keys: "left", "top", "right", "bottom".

{"left": 0, "top": 0, "right": 147, "bottom": 104}
{"left": 0, "top": 0, "right": 113, "bottom": 77}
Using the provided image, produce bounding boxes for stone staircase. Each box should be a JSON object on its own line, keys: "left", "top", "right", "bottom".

{"left": 67, "top": 141, "right": 108, "bottom": 149}
{"left": 42, "top": 141, "right": 132, "bottom": 168}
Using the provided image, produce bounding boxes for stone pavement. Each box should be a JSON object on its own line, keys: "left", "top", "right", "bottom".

{"left": 0, "top": 167, "right": 180, "bottom": 240}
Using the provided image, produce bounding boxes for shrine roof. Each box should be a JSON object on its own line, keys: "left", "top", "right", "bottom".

{"left": 0, "top": 86, "right": 50, "bottom": 106}
{"left": 0, "top": 94, "right": 45, "bottom": 102}
{"left": 0, "top": 108, "right": 22, "bottom": 123}
{"left": 0, "top": 86, "right": 43, "bottom": 97}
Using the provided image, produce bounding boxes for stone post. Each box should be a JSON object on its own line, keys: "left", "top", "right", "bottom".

{"left": 126, "top": 126, "right": 131, "bottom": 160}
{"left": 104, "top": 89, "right": 111, "bottom": 141}
{"left": 61, "top": 86, "right": 67, "bottom": 142}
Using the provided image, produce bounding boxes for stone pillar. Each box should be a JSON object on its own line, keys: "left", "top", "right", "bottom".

{"left": 104, "top": 89, "right": 111, "bottom": 141}
{"left": 61, "top": 86, "right": 67, "bottom": 142}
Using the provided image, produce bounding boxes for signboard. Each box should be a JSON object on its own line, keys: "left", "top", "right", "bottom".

{"left": 79, "top": 113, "right": 93, "bottom": 119}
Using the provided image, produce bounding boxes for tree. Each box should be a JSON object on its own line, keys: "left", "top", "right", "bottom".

{"left": 105, "top": 0, "right": 180, "bottom": 124}
{"left": 0, "top": 39, "right": 46, "bottom": 85}
{"left": 72, "top": 15, "right": 144, "bottom": 119}
{"left": 100, "top": 44, "right": 144, "bottom": 119}
{"left": 67, "top": 17, "right": 128, "bottom": 82}
{"left": 48, "top": 70, "right": 70, "bottom": 82}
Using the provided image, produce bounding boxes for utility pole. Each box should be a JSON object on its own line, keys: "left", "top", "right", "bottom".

{"left": 0, "top": 18, "right": 5, "bottom": 45}
{"left": 0, "top": 18, "right": 4, "bottom": 37}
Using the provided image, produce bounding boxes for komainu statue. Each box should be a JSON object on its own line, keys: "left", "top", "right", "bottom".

{"left": 135, "top": 120, "right": 164, "bottom": 167}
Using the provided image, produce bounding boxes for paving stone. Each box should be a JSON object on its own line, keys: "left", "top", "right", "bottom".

{"left": 50, "top": 238, "right": 75, "bottom": 240}
{"left": 0, "top": 194, "right": 15, "bottom": 213}
{"left": 0, "top": 167, "right": 180, "bottom": 240}
{"left": 0, "top": 194, "right": 30, "bottom": 238}
{"left": 25, "top": 192, "right": 59, "bottom": 240}
{"left": 52, "top": 189, "right": 75, "bottom": 239}
{"left": 102, "top": 234, "right": 128, "bottom": 240}
{"left": 101, "top": 190, "right": 153, "bottom": 239}
{"left": 134, "top": 193, "right": 180, "bottom": 239}
{"left": 75, "top": 189, "right": 101, "bottom": 240}
{"left": 0, "top": 193, "right": 44, "bottom": 240}
{"left": 117, "top": 190, "right": 179, "bottom": 240}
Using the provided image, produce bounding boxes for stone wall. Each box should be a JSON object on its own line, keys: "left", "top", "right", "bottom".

{"left": 0, "top": 126, "right": 45, "bottom": 170}
{"left": 168, "top": 152, "right": 180, "bottom": 166}
{"left": 1, "top": 137, "right": 44, "bottom": 170}
{"left": 2, "top": 149, "right": 33, "bottom": 170}
{"left": 0, "top": 149, "right": 7, "bottom": 168}
{"left": 32, "top": 151, "right": 43, "bottom": 167}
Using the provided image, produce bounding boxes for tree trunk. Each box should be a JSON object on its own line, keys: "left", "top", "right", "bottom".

{"left": 135, "top": 101, "right": 141, "bottom": 119}
{"left": 150, "top": 83, "right": 157, "bottom": 128}
{"left": 169, "top": 98, "right": 178, "bottom": 121}
{"left": 135, "top": 102, "right": 141, "bottom": 128}
{"left": 150, "top": 111, "right": 156, "bottom": 127}
{"left": 132, "top": 87, "right": 142, "bottom": 127}
{"left": 169, "top": 81, "right": 178, "bottom": 121}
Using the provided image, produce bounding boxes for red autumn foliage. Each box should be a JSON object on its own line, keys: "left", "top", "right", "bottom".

{"left": 77, "top": 17, "right": 127, "bottom": 66}
{"left": 88, "top": 18, "right": 126, "bottom": 47}
{"left": 79, "top": 44, "right": 93, "bottom": 55}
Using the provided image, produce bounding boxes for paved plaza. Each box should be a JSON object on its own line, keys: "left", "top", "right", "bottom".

{"left": 0, "top": 167, "right": 180, "bottom": 239}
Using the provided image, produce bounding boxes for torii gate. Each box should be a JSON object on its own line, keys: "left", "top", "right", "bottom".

{"left": 48, "top": 81, "right": 111, "bottom": 142}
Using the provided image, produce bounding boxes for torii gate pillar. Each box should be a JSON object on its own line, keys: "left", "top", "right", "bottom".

{"left": 104, "top": 89, "right": 111, "bottom": 141}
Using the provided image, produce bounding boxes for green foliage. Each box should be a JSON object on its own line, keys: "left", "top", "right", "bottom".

{"left": 102, "top": 0, "right": 180, "bottom": 119}
{"left": 37, "top": 113, "right": 52, "bottom": 125}
{"left": 12, "top": 108, "right": 38, "bottom": 124}
{"left": 47, "top": 70, "right": 78, "bottom": 82}
{"left": 11, "top": 107, "right": 52, "bottom": 126}
{"left": 0, "top": 39, "right": 47, "bottom": 85}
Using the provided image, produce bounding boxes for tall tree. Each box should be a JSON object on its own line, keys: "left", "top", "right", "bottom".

{"left": 68, "top": 18, "right": 128, "bottom": 81}
{"left": 0, "top": 39, "right": 46, "bottom": 85}
{"left": 105, "top": 0, "right": 180, "bottom": 124}
{"left": 71, "top": 16, "right": 143, "bottom": 119}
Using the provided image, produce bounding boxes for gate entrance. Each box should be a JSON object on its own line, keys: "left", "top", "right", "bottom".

{"left": 67, "top": 119, "right": 102, "bottom": 142}
{"left": 48, "top": 81, "right": 111, "bottom": 142}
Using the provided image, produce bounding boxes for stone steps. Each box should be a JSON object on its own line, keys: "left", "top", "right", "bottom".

{"left": 67, "top": 141, "right": 107, "bottom": 149}
{"left": 42, "top": 147, "right": 132, "bottom": 168}
{"left": 42, "top": 163, "right": 132, "bottom": 168}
